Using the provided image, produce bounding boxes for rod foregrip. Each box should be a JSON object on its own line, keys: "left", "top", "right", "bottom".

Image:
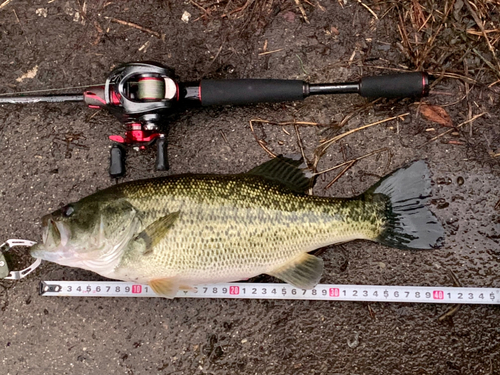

{"left": 200, "top": 79, "right": 305, "bottom": 106}
{"left": 359, "top": 72, "right": 429, "bottom": 98}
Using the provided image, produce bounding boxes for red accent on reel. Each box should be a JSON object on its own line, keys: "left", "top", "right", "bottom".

{"left": 110, "top": 90, "right": 121, "bottom": 105}
{"left": 83, "top": 91, "right": 107, "bottom": 107}
{"left": 109, "top": 123, "right": 161, "bottom": 145}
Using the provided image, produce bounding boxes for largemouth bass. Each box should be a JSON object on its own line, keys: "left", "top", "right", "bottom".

{"left": 30, "top": 157, "right": 444, "bottom": 297}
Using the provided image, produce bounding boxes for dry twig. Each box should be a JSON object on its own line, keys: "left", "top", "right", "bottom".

{"left": 189, "top": 0, "right": 211, "bottom": 16}
{"left": 249, "top": 120, "right": 277, "bottom": 158}
{"left": 0, "top": 0, "right": 12, "bottom": 10}
{"left": 324, "top": 160, "right": 357, "bottom": 190}
{"left": 418, "top": 112, "right": 487, "bottom": 148}
{"left": 294, "top": 124, "right": 308, "bottom": 165}
{"left": 318, "top": 113, "right": 409, "bottom": 154}
{"left": 294, "top": 0, "right": 310, "bottom": 24}
{"left": 104, "top": 16, "right": 164, "bottom": 40}
{"left": 258, "top": 49, "right": 284, "bottom": 56}
{"left": 464, "top": 0, "right": 500, "bottom": 75}
{"left": 356, "top": 0, "right": 378, "bottom": 19}
{"left": 315, "top": 148, "right": 389, "bottom": 176}
{"left": 250, "top": 118, "right": 325, "bottom": 127}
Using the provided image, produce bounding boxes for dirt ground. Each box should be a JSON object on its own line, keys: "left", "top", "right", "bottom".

{"left": 0, "top": 0, "right": 499, "bottom": 374}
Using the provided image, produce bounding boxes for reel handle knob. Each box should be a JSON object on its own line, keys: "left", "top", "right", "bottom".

{"left": 155, "top": 135, "right": 169, "bottom": 171}
{"left": 109, "top": 144, "right": 126, "bottom": 178}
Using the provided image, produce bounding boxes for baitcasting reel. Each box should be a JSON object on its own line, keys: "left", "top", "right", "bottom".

{"left": 83, "top": 62, "right": 179, "bottom": 177}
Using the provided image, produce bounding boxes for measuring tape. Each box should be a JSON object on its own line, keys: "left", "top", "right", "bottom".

{"left": 2, "top": 239, "right": 498, "bottom": 305}
{"left": 39, "top": 281, "right": 500, "bottom": 304}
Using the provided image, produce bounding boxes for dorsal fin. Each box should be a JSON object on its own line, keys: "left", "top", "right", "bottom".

{"left": 246, "top": 155, "right": 314, "bottom": 193}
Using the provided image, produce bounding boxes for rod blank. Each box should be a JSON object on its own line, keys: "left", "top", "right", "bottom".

{"left": 0, "top": 94, "right": 84, "bottom": 104}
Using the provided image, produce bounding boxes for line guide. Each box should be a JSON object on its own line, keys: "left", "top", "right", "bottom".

{"left": 40, "top": 281, "right": 500, "bottom": 304}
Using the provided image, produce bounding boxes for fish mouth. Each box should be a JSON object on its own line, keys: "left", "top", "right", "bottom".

{"left": 31, "top": 218, "right": 71, "bottom": 261}
{"left": 41, "top": 216, "right": 70, "bottom": 249}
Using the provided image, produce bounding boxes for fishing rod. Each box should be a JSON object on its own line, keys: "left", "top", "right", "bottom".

{"left": 2, "top": 239, "right": 499, "bottom": 304}
{"left": 0, "top": 62, "right": 431, "bottom": 177}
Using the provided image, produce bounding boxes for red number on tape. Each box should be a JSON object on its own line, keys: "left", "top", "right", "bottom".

{"left": 433, "top": 290, "right": 444, "bottom": 300}
{"left": 329, "top": 288, "right": 340, "bottom": 297}
{"left": 132, "top": 285, "right": 142, "bottom": 294}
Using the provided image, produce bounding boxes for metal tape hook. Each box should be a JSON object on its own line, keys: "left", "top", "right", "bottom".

{"left": 1, "top": 239, "right": 41, "bottom": 280}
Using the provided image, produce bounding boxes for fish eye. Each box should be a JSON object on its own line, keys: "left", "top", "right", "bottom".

{"left": 62, "top": 205, "right": 75, "bottom": 217}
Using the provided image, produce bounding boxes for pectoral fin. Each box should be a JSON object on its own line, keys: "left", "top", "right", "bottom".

{"left": 136, "top": 211, "right": 180, "bottom": 254}
{"left": 268, "top": 253, "right": 324, "bottom": 289}
{"left": 148, "top": 278, "right": 196, "bottom": 298}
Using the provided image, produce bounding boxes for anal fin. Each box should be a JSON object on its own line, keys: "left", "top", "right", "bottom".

{"left": 268, "top": 253, "right": 324, "bottom": 289}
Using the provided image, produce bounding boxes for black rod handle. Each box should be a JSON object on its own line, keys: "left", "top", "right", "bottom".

{"left": 200, "top": 79, "right": 305, "bottom": 106}
{"left": 359, "top": 72, "right": 429, "bottom": 98}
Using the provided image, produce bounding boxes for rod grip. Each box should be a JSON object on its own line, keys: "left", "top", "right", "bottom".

{"left": 200, "top": 79, "right": 305, "bottom": 106}
{"left": 359, "top": 72, "right": 429, "bottom": 98}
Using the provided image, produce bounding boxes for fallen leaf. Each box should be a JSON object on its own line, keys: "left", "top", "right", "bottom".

{"left": 419, "top": 104, "right": 454, "bottom": 127}
{"left": 16, "top": 65, "right": 38, "bottom": 82}
{"left": 282, "top": 11, "right": 296, "bottom": 22}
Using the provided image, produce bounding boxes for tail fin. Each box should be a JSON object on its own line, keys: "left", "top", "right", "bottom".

{"left": 366, "top": 160, "right": 445, "bottom": 250}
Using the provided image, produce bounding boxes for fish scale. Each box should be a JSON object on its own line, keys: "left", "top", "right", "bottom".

{"left": 114, "top": 175, "right": 379, "bottom": 283}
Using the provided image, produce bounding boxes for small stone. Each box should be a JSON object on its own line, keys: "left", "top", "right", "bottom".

{"left": 181, "top": 11, "right": 191, "bottom": 23}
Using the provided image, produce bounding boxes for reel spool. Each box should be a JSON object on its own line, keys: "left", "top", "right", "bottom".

{"left": 137, "top": 76, "right": 170, "bottom": 101}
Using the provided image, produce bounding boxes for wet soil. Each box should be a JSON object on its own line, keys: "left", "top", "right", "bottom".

{"left": 0, "top": 1, "right": 499, "bottom": 374}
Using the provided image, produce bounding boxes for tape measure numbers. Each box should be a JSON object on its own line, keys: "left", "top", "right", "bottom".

{"left": 39, "top": 281, "right": 500, "bottom": 304}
